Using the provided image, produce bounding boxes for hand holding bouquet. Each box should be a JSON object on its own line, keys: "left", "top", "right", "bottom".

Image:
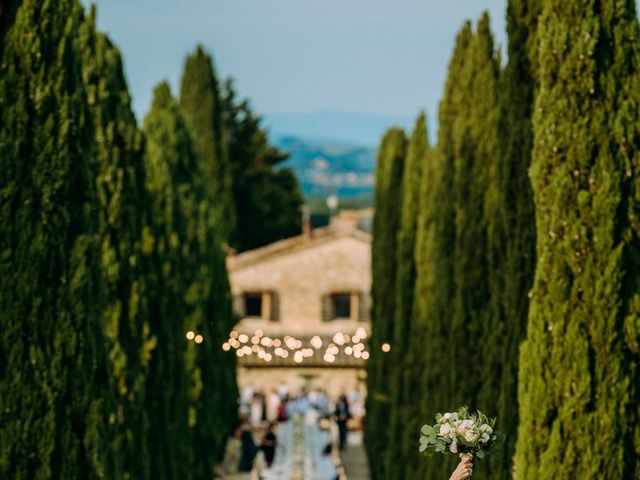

{"left": 419, "top": 407, "right": 503, "bottom": 461}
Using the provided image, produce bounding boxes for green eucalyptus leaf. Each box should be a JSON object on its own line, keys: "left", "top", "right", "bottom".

{"left": 421, "top": 424, "right": 436, "bottom": 436}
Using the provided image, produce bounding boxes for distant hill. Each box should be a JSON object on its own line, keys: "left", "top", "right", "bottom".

{"left": 274, "top": 136, "right": 376, "bottom": 202}
{"left": 265, "top": 110, "right": 417, "bottom": 147}
{"left": 267, "top": 111, "right": 436, "bottom": 209}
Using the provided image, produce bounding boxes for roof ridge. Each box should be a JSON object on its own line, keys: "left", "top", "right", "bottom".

{"left": 228, "top": 226, "right": 371, "bottom": 271}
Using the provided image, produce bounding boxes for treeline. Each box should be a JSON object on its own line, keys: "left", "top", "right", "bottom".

{"left": 366, "top": 2, "right": 640, "bottom": 480}
{"left": 0, "top": 1, "right": 301, "bottom": 478}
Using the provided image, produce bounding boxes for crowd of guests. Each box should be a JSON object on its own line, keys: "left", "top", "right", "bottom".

{"left": 214, "top": 385, "right": 364, "bottom": 479}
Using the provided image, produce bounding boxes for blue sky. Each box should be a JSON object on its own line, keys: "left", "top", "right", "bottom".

{"left": 86, "top": 0, "right": 507, "bottom": 124}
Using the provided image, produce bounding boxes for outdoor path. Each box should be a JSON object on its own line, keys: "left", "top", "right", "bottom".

{"left": 260, "top": 414, "right": 336, "bottom": 480}
{"left": 340, "top": 431, "right": 371, "bottom": 480}
{"left": 256, "top": 416, "right": 371, "bottom": 480}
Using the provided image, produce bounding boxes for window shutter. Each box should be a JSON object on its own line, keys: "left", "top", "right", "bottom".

{"left": 321, "top": 294, "right": 333, "bottom": 322}
{"left": 232, "top": 294, "right": 245, "bottom": 319}
{"left": 269, "top": 291, "right": 280, "bottom": 322}
{"left": 358, "top": 292, "right": 370, "bottom": 322}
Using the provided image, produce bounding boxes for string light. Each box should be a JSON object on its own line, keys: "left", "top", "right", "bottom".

{"left": 223, "top": 328, "right": 373, "bottom": 365}
{"left": 186, "top": 331, "right": 195, "bottom": 341}
{"left": 194, "top": 335, "right": 203, "bottom": 344}
{"left": 382, "top": 343, "right": 391, "bottom": 352}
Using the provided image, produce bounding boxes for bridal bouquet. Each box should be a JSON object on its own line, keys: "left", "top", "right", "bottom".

{"left": 419, "top": 407, "right": 503, "bottom": 459}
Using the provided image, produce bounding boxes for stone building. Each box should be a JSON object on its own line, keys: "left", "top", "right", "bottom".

{"left": 226, "top": 218, "right": 371, "bottom": 398}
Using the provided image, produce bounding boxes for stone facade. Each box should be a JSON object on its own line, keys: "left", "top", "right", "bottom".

{"left": 227, "top": 222, "right": 371, "bottom": 398}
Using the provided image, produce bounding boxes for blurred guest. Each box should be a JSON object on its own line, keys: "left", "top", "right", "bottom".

{"left": 217, "top": 425, "right": 242, "bottom": 477}
{"left": 238, "top": 421, "right": 257, "bottom": 472}
{"left": 277, "top": 395, "right": 289, "bottom": 422}
{"left": 250, "top": 392, "right": 264, "bottom": 426}
{"left": 260, "top": 422, "right": 278, "bottom": 468}
{"left": 334, "top": 394, "right": 351, "bottom": 451}
{"left": 266, "top": 390, "right": 280, "bottom": 422}
{"left": 278, "top": 381, "right": 288, "bottom": 400}
{"left": 316, "top": 444, "right": 339, "bottom": 480}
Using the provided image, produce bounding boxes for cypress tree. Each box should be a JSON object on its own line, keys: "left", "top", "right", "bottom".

{"left": 449, "top": 12, "right": 500, "bottom": 414}
{"left": 385, "top": 113, "right": 429, "bottom": 480}
{"left": 365, "top": 127, "right": 406, "bottom": 480}
{"left": 0, "top": 0, "right": 109, "bottom": 477}
{"left": 412, "top": 23, "right": 472, "bottom": 480}
{"left": 179, "top": 46, "right": 236, "bottom": 243}
{"left": 484, "top": 1, "right": 540, "bottom": 477}
{"left": 143, "top": 82, "right": 194, "bottom": 480}
{"left": 515, "top": 1, "right": 640, "bottom": 478}
{"left": 222, "top": 79, "right": 303, "bottom": 252}
{"left": 410, "top": 146, "right": 451, "bottom": 480}
{"left": 143, "top": 81, "right": 237, "bottom": 479}
{"left": 78, "top": 9, "right": 154, "bottom": 478}
{"left": 412, "top": 15, "right": 501, "bottom": 479}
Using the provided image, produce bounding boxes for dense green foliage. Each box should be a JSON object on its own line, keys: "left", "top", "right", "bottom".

{"left": 79, "top": 9, "right": 155, "bottom": 478}
{"left": 367, "top": 3, "right": 640, "bottom": 480}
{"left": 179, "top": 46, "right": 236, "bottom": 243}
{"left": 179, "top": 50, "right": 302, "bottom": 252}
{"left": 0, "top": 1, "right": 107, "bottom": 477}
{"left": 417, "top": 16, "right": 501, "bottom": 479}
{"left": 365, "top": 128, "right": 406, "bottom": 479}
{"left": 447, "top": 12, "right": 500, "bottom": 416}
{"left": 143, "top": 82, "right": 237, "bottom": 479}
{"left": 222, "top": 79, "right": 303, "bottom": 251}
{"left": 366, "top": 13, "right": 519, "bottom": 480}
{"left": 142, "top": 82, "right": 195, "bottom": 480}
{"left": 486, "top": 0, "right": 539, "bottom": 477}
{"left": 515, "top": 1, "right": 640, "bottom": 478}
{"left": 384, "top": 113, "right": 429, "bottom": 480}
{"left": 1, "top": 2, "right": 239, "bottom": 478}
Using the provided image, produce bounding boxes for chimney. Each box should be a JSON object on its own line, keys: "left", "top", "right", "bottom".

{"left": 301, "top": 205, "right": 312, "bottom": 237}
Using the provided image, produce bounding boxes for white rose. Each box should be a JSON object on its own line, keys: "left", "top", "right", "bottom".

{"left": 444, "top": 412, "right": 461, "bottom": 422}
{"left": 464, "top": 430, "right": 477, "bottom": 442}
{"left": 481, "top": 433, "right": 490, "bottom": 443}
{"left": 480, "top": 424, "right": 493, "bottom": 434}
{"left": 449, "top": 438, "right": 458, "bottom": 454}
{"left": 462, "top": 419, "right": 474, "bottom": 429}
{"left": 439, "top": 424, "right": 451, "bottom": 436}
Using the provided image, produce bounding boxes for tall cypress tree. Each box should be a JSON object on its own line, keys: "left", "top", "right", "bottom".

{"left": 365, "top": 127, "right": 406, "bottom": 480}
{"left": 449, "top": 12, "right": 500, "bottom": 414}
{"left": 78, "top": 8, "right": 154, "bottom": 479}
{"left": 484, "top": 1, "right": 539, "bottom": 477}
{"left": 385, "top": 113, "right": 429, "bottom": 480}
{"left": 0, "top": 0, "right": 109, "bottom": 477}
{"left": 516, "top": 1, "right": 640, "bottom": 478}
{"left": 179, "top": 46, "right": 235, "bottom": 243}
{"left": 143, "top": 82, "right": 194, "bottom": 480}
{"left": 180, "top": 53, "right": 239, "bottom": 467}
{"left": 411, "top": 15, "right": 501, "bottom": 479}
{"left": 410, "top": 147, "right": 452, "bottom": 480}
{"left": 412, "top": 22, "right": 472, "bottom": 480}
{"left": 144, "top": 81, "right": 237, "bottom": 479}
{"left": 222, "top": 79, "right": 303, "bottom": 252}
